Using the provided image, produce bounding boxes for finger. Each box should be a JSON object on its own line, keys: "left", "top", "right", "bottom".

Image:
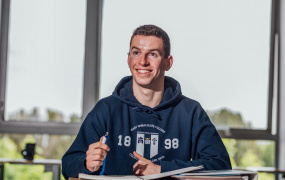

{"left": 133, "top": 164, "right": 141, "bottom": 175}
{"left": 89, "top": 142, "right": 110, "bottom": 150}
{"left": 92, "top": 160, "right": 103, "bottom": 172}
{"left": 133, "top": 161, "right": 139, "bottom": 170}
{"left": 133, "top": 167, "right": 139, "bottom": 175}
{"left": 86, "top": 150, "right": 106, "bottom": 159}
{"left": 87, "top": 148, "right": 108, "bottom": 156}
{"left": 133, "top": 159, "right": 148, "bottom": 170}
{"left": 92, "top": 161, "right": 103, "bottom": 171}
{"left": 89, "top": 142, "right": 110, "bottom": 151}
{"left": 133, "top": 151, "right": 144, "bottom": 160}
{"left": 86, "top": 160, "right": 103, "bottom": 172}
{"left": 86, "top": 154, "right": 105, "bottom": 162}
{"left": 133, "top": 164, "right": 148, "bottom": 176}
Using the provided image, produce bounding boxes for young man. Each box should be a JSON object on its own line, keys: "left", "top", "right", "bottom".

{"left": 62, "top": 25, "right": 231, "bottom": 179}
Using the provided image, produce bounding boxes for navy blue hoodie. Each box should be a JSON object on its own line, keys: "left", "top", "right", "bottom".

{"left": 62, "top": 76, "right": 231, "bottom": 179}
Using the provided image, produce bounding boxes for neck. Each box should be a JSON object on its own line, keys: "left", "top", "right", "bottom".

{"left": 132, "top": 80, "right": 164, "bottom": 108}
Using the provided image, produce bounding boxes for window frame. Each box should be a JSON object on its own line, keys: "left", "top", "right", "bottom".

{"left": 1, "top": 0, "right": 283, "bottom": 176}
{"left": 0, "top": 0, "right": 281, "bottom": 167}
{"left": 215, "top": 0, "right": 278, "bottom": 141}
{"left": 276, "top": 0, "right": 285, "bottom": 175}
{"left": 0, "top": 0, "right": 103, "bottom": 135}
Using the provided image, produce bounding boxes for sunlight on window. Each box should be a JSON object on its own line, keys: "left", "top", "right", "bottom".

{"left": 5, "top": 0, "right": 86, "bottom": 122}
{"left": 100, "top": 0, "right": 271, "bottom": 129}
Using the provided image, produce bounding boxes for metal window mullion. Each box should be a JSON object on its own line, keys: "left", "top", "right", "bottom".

{"left": 218, "top": 128, "right": 277, "bottom": 141}
{"left": 276, "top": 0, "right": 285, "bottom": 178}
{"left": 0, "top": 121, "right": 80, "bottom": 135}
{"left": 0, "top": 0, "right": 10, "bottom": 122}
{"left": 82, "top": 0, "right": 103, "bottom": 121}
{"left": 267, "top": 0, "right": 279, "bottom": 134}
{"left": 268, "top": 1, "right": 282, "bottom": 178}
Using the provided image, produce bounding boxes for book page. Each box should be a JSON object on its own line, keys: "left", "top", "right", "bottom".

{"left": 79, "top": 174, "right": 141, "bottom": 180}
{"left": 175, "top": 170, "right": 257, "bottom": 180}
{"left": 171, "top": 176, "right": 248, "bottom": 180}
{"left": 78, "top": 165, "right": 203, "bottom": 180}
{"left": 181, "top": 170, "right": 256, "bottom": 176}
{"left": 141, "top": 165, "right": 204, "bottom": 180}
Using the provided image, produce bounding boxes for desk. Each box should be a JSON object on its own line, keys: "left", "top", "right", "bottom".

{"left": 0, "top": 158, "right": 61, "bottom": 180}
{"left": 245, "top": 167, "right": 285, "bottom": 178}
{"left": 68, "top": 170, "right": 258, "bottom": 180}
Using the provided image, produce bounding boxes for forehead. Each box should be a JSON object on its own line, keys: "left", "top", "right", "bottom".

{"left": 130, "top": 35, "right": 163, "bottom": 50}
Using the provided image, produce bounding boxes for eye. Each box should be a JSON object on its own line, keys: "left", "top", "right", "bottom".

{"left": 132, "top": 50, "right": 140, "bottom": 56}
{"left": 149, "top": 52, "right": 157, "bottom": 58}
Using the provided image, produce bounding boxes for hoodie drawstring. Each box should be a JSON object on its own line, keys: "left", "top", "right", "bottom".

{"left": 134, "top": 107, "right": 162, "bottom": 120}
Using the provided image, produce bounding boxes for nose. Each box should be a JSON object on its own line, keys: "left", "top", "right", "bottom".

{"left": 138, "top": 54, "right": 149, "bottom": 66}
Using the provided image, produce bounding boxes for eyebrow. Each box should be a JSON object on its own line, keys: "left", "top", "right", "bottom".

{"left": 131, "top": 46, "right": 163, "bottom": 56}
{"left": 131, "top": 46, "right": 140, "bottom": 51}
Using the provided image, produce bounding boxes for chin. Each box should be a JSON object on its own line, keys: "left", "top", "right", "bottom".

{"left": 134, "top": 78, "right": 152, "bottom": 87}
{"left": 137, "top": 81, "right": 152, "bottom": 87}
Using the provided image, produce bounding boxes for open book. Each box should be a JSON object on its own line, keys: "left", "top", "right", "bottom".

{"left": 172, "top": 170, "right": 258, "bottom": 180}
{"left": 78, "top": 165, "right": 203, "bottom": 180}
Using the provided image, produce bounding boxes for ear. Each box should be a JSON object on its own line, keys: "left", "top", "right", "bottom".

{"left": 165, "top": 55, "right": 173, "bottom": 71}
{"left": 127, "top": 52, "right": 130, "bottom": 67}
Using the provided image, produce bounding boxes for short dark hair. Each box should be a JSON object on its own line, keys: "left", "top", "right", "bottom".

{"left": 130, "top": 25, "right": 171, "bottom": 58}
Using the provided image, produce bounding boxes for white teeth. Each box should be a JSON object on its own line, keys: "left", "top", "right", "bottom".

{"left": 138, "top": 70, "right": 150, "bottom": 73}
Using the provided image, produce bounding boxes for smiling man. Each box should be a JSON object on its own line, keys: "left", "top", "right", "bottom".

{"left": 62, "top": 25, "right": 232, "bottom": 179}
{"left": 128, "top": 34, "right": 173, "bottom": 108}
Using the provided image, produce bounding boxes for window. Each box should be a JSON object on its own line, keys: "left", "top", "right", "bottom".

{"left": 100, "top": 0, "right": 277, "bottom": 173}
{"left": 0, "top": 0, "right": 103, "bottom": 135}
{"left": 1, "top": 0, "right": 282, "bottom": 178}
{"left": 100, "top": 0, "right": 272, "bottom": 130}
{"left": 223, "top": 138, "right": 275, "bottom": 179}
{"left": 0, "top": 133, "right": 75, "bottom": 179}
{"left": 5, "top": 0, "right": 86, "bottom": 123}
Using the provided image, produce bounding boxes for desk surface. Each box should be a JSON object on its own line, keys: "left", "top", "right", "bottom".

{"left": 0, "top": 158, "right": 61, "bottom": 165}
{"left": 245, "top": 167, "right": 285, "bottom": 174}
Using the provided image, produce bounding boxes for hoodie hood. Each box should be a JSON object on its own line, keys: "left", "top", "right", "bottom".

{"left": 112, "top": 76, "right": 183, "bottom": 111}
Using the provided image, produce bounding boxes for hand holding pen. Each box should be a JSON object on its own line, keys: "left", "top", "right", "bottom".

{"left": 85, "top": 133, "right": 109, "bottom": 172}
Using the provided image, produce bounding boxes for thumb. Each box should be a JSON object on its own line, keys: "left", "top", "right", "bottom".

{"left": 100, "top": 136, "right": 104, "bottom": 142}
{"left": 133, "top": 151, "right": 144, "bottom": 160}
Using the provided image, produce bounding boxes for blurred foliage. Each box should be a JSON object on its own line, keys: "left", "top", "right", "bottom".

{"left": 0, "top": 108, "right": 77, "bottom": 180}
{"left": 209, "top": 108, "right": 275, "bottom": 180}
{"left": 258, "top": 172, "right": 275, "bottom": 180}
{"left": 5, "top": 164, "right": 52, "bottom": 180}
{"left": 222, "top": 138, "right": 237, "bottom": 167}
{"left": 0, "top": 134, "right": 52, "bottom": 179}
{"left": 207, "top": 108, "right": 248, "bottom": 128}
{"left": 0, "top": 133, "right": 75, "bottom": 180}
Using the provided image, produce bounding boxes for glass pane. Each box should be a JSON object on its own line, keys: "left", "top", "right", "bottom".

{"left": 223, "top": 138, "right": 275, "bottom": 180}
{"left": 5, "top": 0, "right": 86, "bottom": 122}
{"left": 0, "top": 133, "right": 75, "bottom": 180}
{"left": 0, "top": 133, "right": 76, "bottom": 159}
{"left": 100, "top": 0, "right": 271, "bottom": 129}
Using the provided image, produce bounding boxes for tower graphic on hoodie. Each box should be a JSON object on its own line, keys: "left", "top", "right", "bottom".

{"left": 136, "top": 132, "right": 159, "bottom": 158}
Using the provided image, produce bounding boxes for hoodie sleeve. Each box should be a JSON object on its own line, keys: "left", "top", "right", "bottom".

{"left": 61, "top": 101, "right": 108, "bottom": 179}
{"left": 160, "top": 104, "right": 232, "bottom": 172}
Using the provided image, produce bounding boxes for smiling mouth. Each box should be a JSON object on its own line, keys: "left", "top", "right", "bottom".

{"left": 137, "top": 69, "right": 152, "bottom": 74}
